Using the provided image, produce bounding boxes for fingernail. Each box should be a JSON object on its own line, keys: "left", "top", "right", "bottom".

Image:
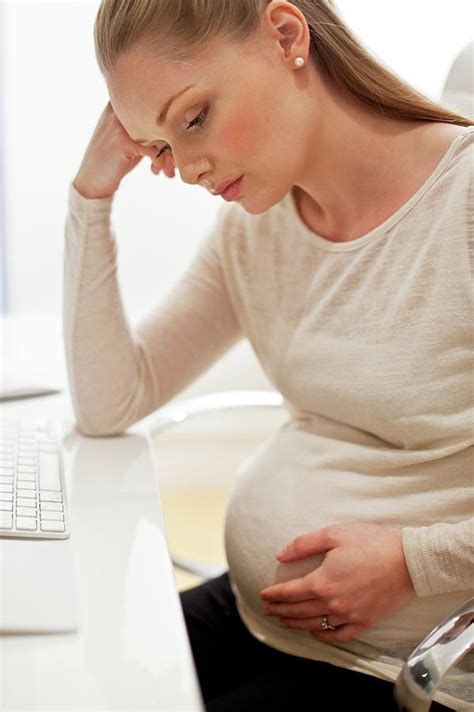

{"left": 276, "top": 547, "right": 288, "bottom": 560}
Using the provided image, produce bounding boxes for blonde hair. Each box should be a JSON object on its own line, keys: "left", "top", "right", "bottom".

{"left": 94, "top": 0, "right": 473, "bottom": 128}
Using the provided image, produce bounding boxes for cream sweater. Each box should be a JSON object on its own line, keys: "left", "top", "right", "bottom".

{"left": 63, "top": 126, "right": 474, "bottom": 710}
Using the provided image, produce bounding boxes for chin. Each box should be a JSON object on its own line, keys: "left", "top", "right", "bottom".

{"left": 238, "top": 183, "right": 290, "bottom": 214}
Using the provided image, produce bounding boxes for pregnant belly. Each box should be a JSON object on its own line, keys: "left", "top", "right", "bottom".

{"left": 224, "top": 431, "right": 470, "bottom": 648}
{"left": 223, "top": 436, "right": 355, "bottom": 622}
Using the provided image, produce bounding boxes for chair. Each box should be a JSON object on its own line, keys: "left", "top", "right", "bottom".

{"left": 440, "top": 41, "right": 474, "bottom": 119}
{"left": 393, "top": 596, "right": 474, "bottom": 711}
{"left": 148, "top": 389, "right": 473, "bottom": 712}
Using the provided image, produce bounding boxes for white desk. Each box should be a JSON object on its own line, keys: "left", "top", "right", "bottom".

{"left": 0, "top": 315, "right": 204, "bottom": 711}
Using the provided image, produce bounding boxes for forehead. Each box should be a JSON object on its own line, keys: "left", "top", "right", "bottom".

{"left": 108, "top": 50, "right": 197, "bottom": 108}
{"left": 107, "top": 37, "right": 248, "bottom": 108}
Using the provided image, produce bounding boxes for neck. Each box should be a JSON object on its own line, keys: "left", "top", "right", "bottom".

{"left": 296, "top": 76, "right": 441, "bottom": 239}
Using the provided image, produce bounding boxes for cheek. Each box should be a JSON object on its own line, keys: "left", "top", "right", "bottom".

{"left": 217, "top": 104, "right": 264, "bottom": 155}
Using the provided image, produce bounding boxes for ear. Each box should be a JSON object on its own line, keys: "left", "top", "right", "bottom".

{"left": 262, "top": 0, "right": 309, "bottom": 62}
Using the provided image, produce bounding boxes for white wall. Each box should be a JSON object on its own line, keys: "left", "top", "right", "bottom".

{"left": 3, "top": 1, "right": 472, "bottom": 395}
{"left": 4, "top": 0, "right": 222, "bottom": 322}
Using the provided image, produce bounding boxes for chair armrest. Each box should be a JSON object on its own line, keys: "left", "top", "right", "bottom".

{"left": 170, "top": 555, "right": 227, "bottom": 580}
{"left": 394, "top": 596, "right": 474, "bottom": 711}
{"left": 148, "top": 390, "right": 284, "bottom": 436}
{"left": 148, "top": 390, "right": 285, "bottom": 581}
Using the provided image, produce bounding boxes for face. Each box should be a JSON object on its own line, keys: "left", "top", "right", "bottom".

{"left": 107, "top": 3, "right": 316, "bottom": 213}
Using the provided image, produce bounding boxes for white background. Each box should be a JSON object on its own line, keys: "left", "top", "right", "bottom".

{"left": 3, "top": 0, "right": 473, "bottom": 321}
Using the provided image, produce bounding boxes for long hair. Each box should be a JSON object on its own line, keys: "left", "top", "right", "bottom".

{"left": 94, "top": 0, "right": 473, "bottom": 128}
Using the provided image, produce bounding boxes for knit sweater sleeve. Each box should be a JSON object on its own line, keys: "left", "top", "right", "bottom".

{"left": 402, "top": 518, "right": 474, "bottom": 597}
{"left": 63, "top": 182, "right": 242, "bottom": 436}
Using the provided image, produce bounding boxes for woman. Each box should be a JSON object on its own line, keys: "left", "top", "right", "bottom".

{"left": 65, "top": 1, "right": 473, "bottom": 709}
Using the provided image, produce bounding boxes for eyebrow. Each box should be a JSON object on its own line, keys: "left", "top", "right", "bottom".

{"left": 133, "top": 84, "right": 196, "bottom": 144}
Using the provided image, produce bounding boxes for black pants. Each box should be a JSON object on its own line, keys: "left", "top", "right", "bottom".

{"left": 180, "top": 572, "right": 453, "bottom": 711}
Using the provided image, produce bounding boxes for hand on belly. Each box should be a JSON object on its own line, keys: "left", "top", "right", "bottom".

{"left": 258, "top": 522, "right": 415, "bottom": 643}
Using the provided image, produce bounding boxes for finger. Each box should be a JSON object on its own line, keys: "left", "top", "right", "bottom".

{"left": 150, "top": 157, "right": 168, "bottom": 176}
{"left": 165, "top": 153, "right": 176, "bottom": 175}
{"left": 279, "top": 615, "right": 347, "bottom": 630}
{"left": 151, "top": 152, "right": 175, "bottom": 177}
{"left": 276, "top": 527, "right": 336, "bottom": 562}
{"left": 261, "top": 575, "right": 317, "bottom": 603}
{"left": 310, "top": 623, "right": 364, "bottom": 643}
{"left": 163, "top": 158, "right": 176, "bottom": 178}
{"left": 263, "top": 600, "right": 327, "bottom": 619}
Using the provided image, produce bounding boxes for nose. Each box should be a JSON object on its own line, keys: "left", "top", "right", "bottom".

{"left": 178, "top": 156, "right": 212, "bottom": 188}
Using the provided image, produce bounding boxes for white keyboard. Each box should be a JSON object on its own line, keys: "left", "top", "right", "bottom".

{"left": 0, "top": 418, "right": 70, "bottom": 539}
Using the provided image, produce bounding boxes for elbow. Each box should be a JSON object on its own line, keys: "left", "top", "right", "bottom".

{"left": 74, "top": 420, "right": 125, "bottom": 438}
{"left": 70, "top": 368, "right": 155, "bottom": 437}
{"left": 73, "top": 409, "right": 131, "bottom": 438}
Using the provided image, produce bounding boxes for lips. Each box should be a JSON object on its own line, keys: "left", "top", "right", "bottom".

{"left": 212, "top": 176, "right": 243, "bottom": 195}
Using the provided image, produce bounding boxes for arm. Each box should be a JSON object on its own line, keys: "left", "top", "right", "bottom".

{"left": 402, "top": 518, "right": 474, "bottom": 597}
{"left": 63, "top": 183, "right": 242, "bottom": 436}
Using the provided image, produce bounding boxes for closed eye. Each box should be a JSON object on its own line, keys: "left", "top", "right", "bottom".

{"left": 156, "top": 106, "right": 209, "bottom": 158}
{"left": 187, "top": 106, "right": 208, "bottom": 132}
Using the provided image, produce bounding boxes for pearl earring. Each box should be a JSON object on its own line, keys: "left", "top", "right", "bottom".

{"left": 294, "top": 56, "right": 305, "bottom": 68}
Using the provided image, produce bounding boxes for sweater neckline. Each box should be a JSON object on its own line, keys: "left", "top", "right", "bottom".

{"left": 285, "top": 125, "right": 473, "bottom": 253}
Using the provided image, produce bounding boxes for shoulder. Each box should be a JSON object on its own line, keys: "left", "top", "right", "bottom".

{"left": 429, "top": 123, "right": 473, "bottom": 166}
{"left": 431, "top": 122, "right": 473, "bottom": 147}
{"left": 445, "top": 124, "right": 474, "bottom": 160}
{"left": 434, "top": 124, "right": 473, "bottom": 190}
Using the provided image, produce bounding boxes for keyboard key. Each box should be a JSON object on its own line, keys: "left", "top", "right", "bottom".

{"left": 18, "top": 447, "right": 36, "bottom": 455}
{"left": 17, "top": 473, "right": 36, "bottom": 482}
{"left": 18, "top": 457, "right": 36, "bottom": 466}
{"left": 0, "top": 493, "right": 13, "bottom": 502}
{"left": 17, "top": 465, "right": 36, "bottom": 474}
{"left": 16, "top": 517, "right": 37, "bottom": 531}
{"left": 0, "top": 445, "right": 15, "bottom": 454}
{"left": 38, "top": 451, "right": 61, "bottom": 491}
{"left": 16, "top": 490, "right": 36, "bottom": 499}
{"left": 40, "top": 491, "right": 62, "bottom": 503}
{"left": 0, "top": 511, "right": 13, "bottom": 529}
{"left": 0, "top": 502, "right": 13, "bottom": 511}
{"left": 16, "top": 480, "right": 36, "bottom": 491}
{"left": 16, "top": 507, "right": 37, "bottom": 517}
{"left": 0, "top": 484, "right": 13, "bottom": 493}
{"left": 40, "top": 512, "right": 64, "bottom": 522}
{"left": 17, "top": 497, "right": 38, "bottom": 507}
{"left": 40, "top": 502, "right": 63, "bottom": 512}
{"left": 0, "top": 476, "right": 14, "bottom": 485}
{"left": 40, "top": 520, "right": 65, "bottom": 532}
